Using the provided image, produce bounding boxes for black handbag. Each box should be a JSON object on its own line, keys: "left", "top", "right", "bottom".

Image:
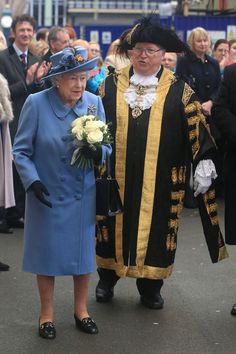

{"left": 96, "top": 156, "right": 123, "bottom": 216}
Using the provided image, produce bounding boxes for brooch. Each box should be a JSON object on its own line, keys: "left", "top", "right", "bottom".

{"left": 87, "top": 104, "right": 96, "bottom": 115}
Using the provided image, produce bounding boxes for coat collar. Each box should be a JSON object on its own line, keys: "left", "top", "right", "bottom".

{"left": 47, "top": 86, "right": 83, "bottom": 119}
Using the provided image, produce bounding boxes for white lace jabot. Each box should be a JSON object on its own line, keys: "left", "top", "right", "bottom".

{"left": 124, "top": 70, "right": 159, "bottom": 118}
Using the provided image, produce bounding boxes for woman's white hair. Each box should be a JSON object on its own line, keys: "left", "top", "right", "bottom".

{"left": 50, "top": 71, "right": 90, "bottom": 86}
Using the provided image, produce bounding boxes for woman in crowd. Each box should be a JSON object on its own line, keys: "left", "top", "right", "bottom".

{"left": 104, "top": 35, "right": 130, "bottom": 73}
{"left": 0, "top": 36, "right": 15, "bottom": 236}
{"left": 212, "top": 39, "right": 229, "bottom": 76}
{"left": 162, "top": 52, "right": 177, "bottom": 71}
{"left": 226, "top": 39, "right": 236, "bottom": 65}
{"left": 13, "top": 46, "right": 111, "bottom": 339}
{"left": 86, "top": 41, "right": 106, "bottom": 93}
{"left": 176, "top": 27, "right": 222, "bottom": 206}
{"left": 0, "top": 74, "right": 15, "bottom": 269}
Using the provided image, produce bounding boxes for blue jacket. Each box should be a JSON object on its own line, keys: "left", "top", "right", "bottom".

{"left": 13, "top": 87, "right": 111, "bottom": 276}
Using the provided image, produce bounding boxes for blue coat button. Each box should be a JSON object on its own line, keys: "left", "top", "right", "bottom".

{"left": 59, "top": 195, "right": 64, "bottom": 201}
{"left": 61, "top": 156, "right": 66, "bottom": 162}
{"left": 60, "top": 176, "right": 66, "bottom": 182}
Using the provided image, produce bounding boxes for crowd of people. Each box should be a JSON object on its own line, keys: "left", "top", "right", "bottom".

{"left": 0, "top": 12, "right": 236, "bottom": 340}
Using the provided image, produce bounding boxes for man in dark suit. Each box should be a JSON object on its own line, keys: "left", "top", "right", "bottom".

{"left": 212, "top": 63, "right": 236, "bottom": 316}
{"left": 0, "top": 14, "right": 49, "bottom": 229}
{"left": 38, "top": 26, "right": 70, "bottom": 89}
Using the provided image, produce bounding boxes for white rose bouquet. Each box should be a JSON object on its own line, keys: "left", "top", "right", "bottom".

{"left": 70, "top": 115, "right": 112, "bottom": 168}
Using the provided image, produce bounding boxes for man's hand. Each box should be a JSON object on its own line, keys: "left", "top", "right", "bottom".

{"left": 35, "top": 60, "right": 52, "bottom": 81}
{"left": 29, "top": 181, "right": 52, "bottom": 208}
{"left": 26, "top": 62, "right": 39, "bottom": 85}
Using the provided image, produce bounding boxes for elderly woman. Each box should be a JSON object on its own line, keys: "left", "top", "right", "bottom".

{"left": 13, "top": 46, "right": 111, "bottom": 339}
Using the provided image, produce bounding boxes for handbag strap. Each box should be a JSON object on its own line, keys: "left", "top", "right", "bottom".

{"left": 106, "top": 154, "right": 112, "bottom": 179}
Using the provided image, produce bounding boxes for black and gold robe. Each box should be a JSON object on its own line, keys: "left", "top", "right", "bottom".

{"left": 96, "top": 65, "right": 228, "bottom": 280}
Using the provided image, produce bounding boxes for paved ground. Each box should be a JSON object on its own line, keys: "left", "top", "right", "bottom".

{"left": 1, "top": 201, "right": 236, "bottom": 354}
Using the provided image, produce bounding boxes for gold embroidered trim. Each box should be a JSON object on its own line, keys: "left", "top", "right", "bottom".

{"left": 189, "top": 130, "right": 197, "bottom": 141}
{"left": 96, "top": 256, "right": 174, "bottom": 279}
{"left": 136, "top": 68, "right": 173, "bottom": 269}
{"left": 171, "top": 167, "right": 178, "bottom": 184}
{"left": 185, "top": 101, "right": 200, "bottom": 114}
{"left": 171, "top": 190, "right": 185, "bottom": 201}
{"left": 166, "top": 234, "right": 177, "bottom": 251}
{"left": 203, "top": 190, "right": 219, "bottom": 226}
{"left": 169, "top": 218, "right": 180, "bottom": 231}
{"left": 187, "top": 116, "right": 197, "bottom": 126}
{"left": 178, "top": 166, "right": 186, "bottom": 184}
{"left": 182, "top": 83, "right": 194, "bottom": 106}
{"left": 98, "top": 80, "right": 105, "bottom": 98}
{"left": 171, "top": 204, "right": 183, "bottom": 215}
{"left": 218, "top": 245, "right": 229, "bottom": 261}
{"left": 96, "top": 225, "right": 109, "bottom": 242}
{"left": 116, "top": 66, "right": 130, "bottom": 266}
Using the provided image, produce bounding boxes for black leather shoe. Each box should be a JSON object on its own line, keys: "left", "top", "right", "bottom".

{"left": 74, "top": 315, "right": 98, "bottom": 334}
{"left": 7, "top": 219, "right": 24, "bottom": 229}
{"left": 231, "top": 303, "right": 236, "bottom": 316}
{"left": 96, "top": 280, "right": 114, "bottom": 303}
{"left": 0, "top": 261, "right": 10, "bottom": 271}
{"left": 140, "top": 293, "right": 164, "bottom": 310}
{"left": 0, "top": 220, "right": 13, "bottom": 234}
{"left": 39, "top": 321, "right": 56, "bottom": 339}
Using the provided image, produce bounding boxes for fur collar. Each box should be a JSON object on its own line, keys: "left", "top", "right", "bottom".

{"left": 0, "top": 74, "right": 13, "bottom": 123}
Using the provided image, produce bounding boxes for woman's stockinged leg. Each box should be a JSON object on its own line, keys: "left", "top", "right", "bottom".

{"left": 37, "top": 275, "right": 55, "bottom": 324}
{"left": 73, "top": 274, "right": 90, "bottom": 320}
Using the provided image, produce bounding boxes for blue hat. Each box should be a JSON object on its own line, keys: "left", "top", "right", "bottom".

{"left": 43, "top": 46, "right": 98, "bottom": 80}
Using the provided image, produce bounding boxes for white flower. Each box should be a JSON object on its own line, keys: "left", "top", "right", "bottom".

{"left": 71, "top": 117, "right": 83, "bottom": 128}
{"left": 87, "top": 129, "right": 104, "bottom": 144}
{"left": 81, "top": 115, "right": 95, "bottom": 122}
{"left": 84, "top": 120, "right": 105, "bottom": 133}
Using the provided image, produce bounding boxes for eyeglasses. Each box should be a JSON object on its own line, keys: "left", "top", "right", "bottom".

{"left": 90, "top": 49, "right": 101, "bottom": 53}
{"left": 133, "top": 47, "right": 162, "bottom": 56}
{"left": 217, "top": 48, "right": 229, "bottom": 53}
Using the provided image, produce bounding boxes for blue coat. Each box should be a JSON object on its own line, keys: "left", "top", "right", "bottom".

{"left": 13, "top": 87, "right": 111, "bottom": 276}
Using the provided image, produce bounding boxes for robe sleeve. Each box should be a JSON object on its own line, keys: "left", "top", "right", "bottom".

{"left": 183, "top": 83, "right": 228, "bottom": 263}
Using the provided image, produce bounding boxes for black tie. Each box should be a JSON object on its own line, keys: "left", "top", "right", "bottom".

{"left": 20, "top": 53, "right": 27, "bottom": 71}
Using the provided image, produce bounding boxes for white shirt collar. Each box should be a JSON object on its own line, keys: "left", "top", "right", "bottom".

{"left": 131, "top": 67, "right": 161, "bottom": 86}
{"left": 13, "top": 43, "right": 28, "bottom": 61}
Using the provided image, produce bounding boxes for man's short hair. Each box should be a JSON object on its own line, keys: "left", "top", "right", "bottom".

{"left": 36, "top": 28, "right": 49, "bottom": 41}
{"left": 11, "top": 14, "right": 36, "bottom": 32}
{"left": 48, "top": 26, "right": 68, "bottom": 46}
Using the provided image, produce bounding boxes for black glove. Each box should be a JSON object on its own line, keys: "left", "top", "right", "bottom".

{"left": 80, "top": 145, "right": 102, "bottom": 165}
{"left": 29, "top": 181, "right": 52, "bottom": 208}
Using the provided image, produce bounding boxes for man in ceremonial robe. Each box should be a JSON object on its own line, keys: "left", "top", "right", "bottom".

{"left": 96, "top": 15, "right": 228, "bottom": 309}
{"left": 212, "top": 63, "right": 236, "bottom": 315}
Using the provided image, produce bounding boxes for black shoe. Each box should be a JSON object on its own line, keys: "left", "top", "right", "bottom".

{"left": 74, "top": 315, "right": 98, "bottom": 334}
{"left": 0, "top": 261, "right": 10, "bottom": 271}
{"left": 231, "top": 303, "right": 236, "bottom": 316}
{"left": 39, "top": 321, "right": 56, "bottom": 339}
{"left": 0, "top": 220, "right": 13, "bottom": 234}
{"left": 96, "top": 280, "right": 114, "bottom": 303}
{"left": 140, "top": 293, "right": 164, "bottom": 309}
{"left": 7, "top": 219, "right": 24, "bottom": 228}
